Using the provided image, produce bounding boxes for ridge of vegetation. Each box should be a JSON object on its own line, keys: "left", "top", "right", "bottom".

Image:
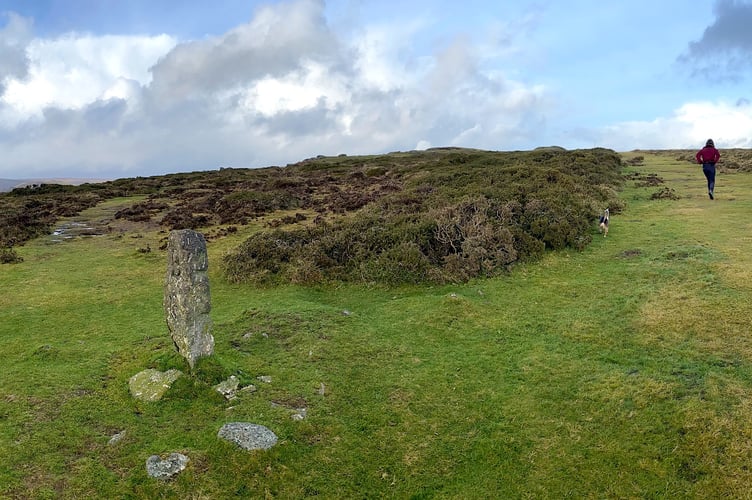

{"left": 223, "top": 148, "right": 626, "bottom": 284}
{"left": 2, "top": 147, "right": 626, "bottom": 284}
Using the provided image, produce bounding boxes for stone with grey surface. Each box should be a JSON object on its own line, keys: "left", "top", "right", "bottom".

{"left": 164, "top": 229, "right": 214, "bottom": 368}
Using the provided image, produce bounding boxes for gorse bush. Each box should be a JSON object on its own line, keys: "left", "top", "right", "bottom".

{"left": 223, "top": 148, "right": 624, "bottom": 284}
{"left": 0, "top": 247, "right": 23, "bottom": 264}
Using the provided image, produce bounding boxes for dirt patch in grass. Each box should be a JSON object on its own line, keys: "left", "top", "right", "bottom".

{"left": 651, "top": 187, "right": 680, "bottom": 200}
{"left": 619, "top": 249, "right": 642, "bottom": 258}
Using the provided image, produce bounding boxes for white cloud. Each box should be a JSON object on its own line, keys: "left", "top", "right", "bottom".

{"left": 147, "top": 0, "right": 340, "bottom": 104}
{"left": 240, "top": 60, "right": 350, "bottom": 117}
{"left": 1, "top": 33, "right": 176, "bottom": 123}
{"left": 0, "top": 0, "right": 556, "bottom": 178}
{"left": 596, "top": 99, "right": 752, "bottom": 150}
{"left": 680, "top": 100, "right": 752, "bottom": 148}
{"left": 353, "top": 20, "right": 429, "bottom": 91}
{"left": 0, "top": 12, "right": 32, "bottom": 84}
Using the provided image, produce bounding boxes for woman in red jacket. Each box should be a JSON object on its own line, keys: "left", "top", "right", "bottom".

{"left": 696, "top": 139, "right": 720, "bottom": 199}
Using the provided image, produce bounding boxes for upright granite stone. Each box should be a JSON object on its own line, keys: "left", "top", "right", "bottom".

{"left": 164, "top": 229, "right": 214, "bottom": 368}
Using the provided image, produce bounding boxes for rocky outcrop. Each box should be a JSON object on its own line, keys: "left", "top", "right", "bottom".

{"left": 164, "top": 229, "right": 214, "bottom": 368}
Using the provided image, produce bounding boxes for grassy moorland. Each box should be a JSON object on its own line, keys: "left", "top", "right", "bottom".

{"left": 2, "top": 149, "right": 752, "bottom": 497}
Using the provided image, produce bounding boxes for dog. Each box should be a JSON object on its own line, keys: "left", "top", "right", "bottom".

{"left": 598, "top": 208, "right": 610, "bottom": 237}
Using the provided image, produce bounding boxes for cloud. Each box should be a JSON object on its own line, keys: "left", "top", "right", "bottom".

{"left": 0, "top": 0, "right": 552, "bottom": 178}
{"left": 0, "top": 13, "right": 32, "bottom": 93}
{"left": 1, "top": 32, "right": 175, "bottom": 120}
{"left": 680, "top": 0, "right": 752, "bottom": 81}
{"left": 147, "top": 0, "right": 343, "bottom": 104}
{"left": 593, "top": 99, "right": 752, "bottom": 150}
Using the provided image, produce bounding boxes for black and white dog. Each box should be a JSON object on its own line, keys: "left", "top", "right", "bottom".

{"left": 599, "top": 208, "right": 610, "bottom": 237}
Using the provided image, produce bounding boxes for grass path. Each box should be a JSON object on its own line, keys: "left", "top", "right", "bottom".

{"left": 2, "top": 152, "right": 752, "bottom": 497}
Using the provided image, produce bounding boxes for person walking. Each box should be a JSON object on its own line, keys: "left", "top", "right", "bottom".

{"left": 695, "top": 139, "right": 720, "bottom": 199}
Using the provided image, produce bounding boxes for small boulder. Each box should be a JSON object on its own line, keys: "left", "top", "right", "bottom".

{"left": 214, "top": 375, "right": 240, "bottom": 400}
{"left": 108, "top": 430, "right": 126, "bottom": 446}
{"left": 146, "top": 453, "right": 189, "bottom": 480}
{"left": 218, "top": 422, "right": 278, "bottom": 451}
{"left": 240, "top": 384, "right": 257, "bottom": 394}
{"left": 129, "top": 369, "right": 182, "bottom": 402}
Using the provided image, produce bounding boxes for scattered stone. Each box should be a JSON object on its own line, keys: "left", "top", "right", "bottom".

{"left": 342, "top": 310, "right": 352, "bottom": 316}
{"left": 318, "top": 382, "right": 326, "bottom": 396}
{"left": 257, "top": 375, "right": 272, "bottom": 384}
{"left": 164, "top": 229, "right": 214, "bottom": 368}
{"left": 128, "top": 369, "right": 183, "bottom": 402}
{"left": 243, "top": 331, "right": 268, "bottom": 339}
{"left": 218, "top": 423, "right": 278, "bottom": 451}
{"left": 271, "top": 398, "right": 308, "bottom": 420}
{"left": 214, "top": 375, "right": 240, "bottom": 400}
{"left": 146, "top": 453, "right": 189, "bottom": 480}
{"left": 240, "top": 384, "right": 257, "bottom": 394}
{"left": 108, "top": 430, "right": 126, "bottom": 446}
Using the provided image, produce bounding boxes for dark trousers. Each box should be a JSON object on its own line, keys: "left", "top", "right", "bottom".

{"left": 702, "top": 163, "right": 716, "bottom": 192}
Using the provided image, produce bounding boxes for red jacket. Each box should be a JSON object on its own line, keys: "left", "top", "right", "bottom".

{"left": 696, "top": 146, "right": 720, "bottom": 164}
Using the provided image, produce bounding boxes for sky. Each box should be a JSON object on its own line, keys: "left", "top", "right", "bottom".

{"left": 1, "top": 0, "right": 751, "bottom": 179}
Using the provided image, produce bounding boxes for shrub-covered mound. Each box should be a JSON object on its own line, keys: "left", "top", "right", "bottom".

{"left": 0, "top": 184, "right": 110, "bottom": 247}
{"left": 223, "top": 147, "right": 624, "bottom": 284}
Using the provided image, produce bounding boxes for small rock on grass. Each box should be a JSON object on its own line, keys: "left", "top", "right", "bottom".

{"left": 108, "top": 430, "right": 126, "bottom": 446}
{"left": 128, "top": 369, "right": 183, "bottom": 402}
{"left": 214, "top": 375, "right": 240, "bottom": 400}
{"left": 146, "top": 453, "right": 189, "bottom": 480}
{"left": 218, "top": 423, "right": 278, "bottom": 451}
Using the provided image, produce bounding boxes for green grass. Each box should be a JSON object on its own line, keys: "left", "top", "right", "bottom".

{"left": 3, "top": 151, "right": 752, "bottom": 497}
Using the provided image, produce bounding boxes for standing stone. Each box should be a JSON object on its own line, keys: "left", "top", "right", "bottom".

{"left": 164, "top": 229, "right": 214, "bottom": 368}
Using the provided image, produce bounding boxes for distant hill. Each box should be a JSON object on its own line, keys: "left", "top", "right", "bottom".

{"left": 0, "top": 178, "right": 107, "bottom": 193}
{"left": 0, "top": 179, "right": 22, "bottom": 192}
